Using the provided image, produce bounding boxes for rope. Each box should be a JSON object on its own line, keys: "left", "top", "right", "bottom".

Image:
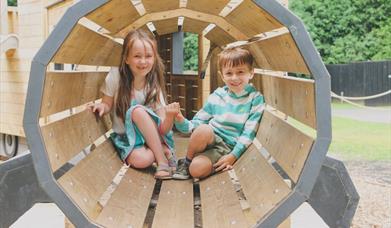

{"left": 331, "top": 91, "right": 391, "bottom": 111}
{"left": 331, "top": 90, "right": 391, "bottom": 101}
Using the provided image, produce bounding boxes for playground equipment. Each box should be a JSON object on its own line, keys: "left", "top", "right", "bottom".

{"left": 0, "top": 0, "right": 360, "bottom": 227}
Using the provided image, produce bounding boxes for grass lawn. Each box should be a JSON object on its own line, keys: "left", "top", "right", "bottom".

{"left": 290, "top": 103, "right": 391, "bottom": 161}
{"left": 328, "top": 116, "right": 391, "bottom": 161}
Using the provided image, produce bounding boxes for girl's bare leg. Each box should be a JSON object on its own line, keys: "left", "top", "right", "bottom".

{"left": 126, "top": 146, "right": 155, "bottom": 168}
{"left": 131, "top": 107, "right": 169, "bottom": 176}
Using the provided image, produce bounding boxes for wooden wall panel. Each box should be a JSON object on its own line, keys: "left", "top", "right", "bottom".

{"left": 256, "top": 110, "right": 314, "bottom": 183}
{"left": 86, "top": 0, "right": 140, "bottom": 34}
{"left": 58, "top": 140, "right": 122, "bottom": 219}
{"left": 142, "top": 0, "right": 179, "bottom": 13}
{"left": 225, "top": 0, "right": 283, "bottom": 37}
{"left": 182, "top": 18, "right": 208, "bottom": 34}
{"left": 186, "top": 0, "right": 230, "bottom": 15}
{"left": 40, "top": 71, "right": 107, "bottom": 117}
{"left": 234, "top": 145, "right": 291, "bottom": 222}
{"left": 52, "top": 24, "right": 122, "bottom": 66}
{"left": 153, "top": 18, "right": 178, "bottom": 35}
{"left": 205, "top": 26, "right": 236, "bottom": 46}
{"left": 260, "top": 74, "right": 316, "bottom": 128}
{"left": 248, "top": 33, "right": 310, "bottom": 74}
{"left": 40, "top": 110, "right": 108, "bottom": 171}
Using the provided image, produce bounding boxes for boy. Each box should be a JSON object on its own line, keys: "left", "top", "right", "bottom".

{"left": 173, "top": 47, "right": 265, "bottom": 180}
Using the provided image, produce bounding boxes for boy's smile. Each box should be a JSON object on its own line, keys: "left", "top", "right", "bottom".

{"left": 221, "top": 64, "right": 254, "bottom": 94}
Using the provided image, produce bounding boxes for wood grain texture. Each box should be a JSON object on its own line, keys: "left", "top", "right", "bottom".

{"left": 41, "top": 110, "right": 108, "bottom": 171}
{"left": 96, "top": 168, "right": 155, "bottom": 228}
{"left": 256, "top": 110, "right": 314, "bottom": 183}
{"left": 58, "top": 140, "right": 122, "bottom": 219}
{"left": 152, "top": 180, "right": 194, "bottom": 228}
{"left": 199, "top": 172, "right": 249, "bottom": 228}
{"left": 40, "top": 71, "right": 107, "bottom": 117}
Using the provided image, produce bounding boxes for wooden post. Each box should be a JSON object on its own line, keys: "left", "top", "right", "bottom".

{"left": 0, "top": 0, "right": 8, "bottom": 35}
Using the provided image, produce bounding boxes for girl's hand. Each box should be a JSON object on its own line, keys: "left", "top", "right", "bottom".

{"left": 165, "top": 102, "right": 180, "bottom": 117}
{"left": 87, "top": 102, "right": 107, "bottom": 117}
{"left": 213, "top": 154, "right": 237, "bottom": 172}
{"left": 175, "top": 111, "right": 185, "bottom": 123}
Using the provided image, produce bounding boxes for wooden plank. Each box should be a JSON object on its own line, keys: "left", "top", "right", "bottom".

{"left": 0, "top": 93, "right": 26, "bottom": 104}
{"left": 118, "top": 9, "right": 247, "bottom": 41}
{"left": 96, "top": 168, "right": 155, "bottom": 228}
{"left": 0, "top": 102, "right": 24, "bottom": 114}
{"left": 143, "top": 0, "right": 179, "bottom": 13}
{"left": 52, "top": 24, "right": 121, "bottom": 66}
{"left": 40, "top": 110, "right": 108, "bottom": 171}
{"left": 173, "top": 133, "right": 190, "bottom": 158}
{"left": 182, "top": 18, "right": 209, "bottom": 34}
{"left": 256, "top": 110, "right": 314, "bottom": 183}
{"left": 1, "top": 59, "right": 32, "bottom": 72}
{"left": 86, "top": 0, "right": 140, "bottom": 34}
{"left": 260, "top": 74, "right": 316, "bottom": 128}
{"left": 153, "top": 18, "right": 178, "bottom": 36}
{"left": 225, "top": 0, "right": 283, "bottom": 37}
{"left": 205, "top": 26, "right": 236, "bottom": 46}
{"left": 0, "top": 82, "right": 28, "bottom": 93}
{"left": 248, "top": 33, "right": 310, "bottom": 74}
{"left": 187, "top": 0, "right": 230, "bottom": 15}
{"left": 152, "top": 180, "right": 194, "bottom": 228}
{"left": 199, "top": 172, "right": 249, "bottom": 228}
{"left": 0, "top": 113, "right": 23, "bottom": 125}
{"left": 58, "top": 140, "right": 122, "bottom": 219}
{"left": 40, "top": 71, "right": 107, "bottom": 117}
{"left": 234, "top": 144, "right": 291, "bottom": 224}
{"left": 0, "top": 123, "right": 25, "bottom": 137}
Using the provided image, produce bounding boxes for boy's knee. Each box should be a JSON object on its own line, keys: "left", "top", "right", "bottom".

{"left": 192, "top": 124, "right": 214, "bottom": 142}
{"left": 189, "top": 156, "right": 213, "bottom": 178}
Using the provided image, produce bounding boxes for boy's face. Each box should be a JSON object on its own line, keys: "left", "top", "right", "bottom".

{"left": 220, "top": 63, "right": 254, "bottom": 94}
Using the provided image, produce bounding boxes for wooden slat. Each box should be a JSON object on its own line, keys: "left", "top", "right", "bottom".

{"left": 41, "top": 110, "right": 107, "bottom": 171}
{"left": 187, "top": 0, "right": 230, "bottom": 15}
{"left": 225, "top": 0, "right": 283, "bottom": 37}
{"left": 260, "top": 74, "right": 316, "bottom": 128}
{"left": 52, "top": 24, "right": 121, "bottom": 66}
{"left": 96, "top": 168, "right": 155, "bottom": 228}
{"left": 256, "top": 110, "right": 314, "bottom": 183}
{"left": 248, "top": 33, "right": 310, "bottom": 74}
{"left": 142, "top": 0, "right": 179, "bottom": 13}
{"left": 205, "top": 26, "right": 236, "bottom": 46}
{"left": 58, "top": 140, "right": 122, "bottom": 219}
{"left": 199, "top": 172, "right": 249, "bottom": 228}
{"left": 182, "top": 17, "right": 208, "bottom": 34}
{"left": 152, "top": 180, "right": 194, "bottom": 228}
{"left": 173, "top": 134, "right": 190, "bottom": 158}
{"left": 85, "top": 0, "right": 140, "bottom": 34}
{"left": 40, "top": 71, "right": 107, "bottom": 117}
{"left": 234, "top": 144, "right": 291, "bottom": 223}
{"left": 153, "top": 18, "right": 178, "bottom": 35}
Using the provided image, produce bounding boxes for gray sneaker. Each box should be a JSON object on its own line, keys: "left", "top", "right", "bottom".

{"left": 173, "top": 158, "right": 190, "bottom": 180}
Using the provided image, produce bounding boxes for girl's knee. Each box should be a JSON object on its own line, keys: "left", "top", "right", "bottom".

{"left": 189, "top": 156, "right": 213, "bottom": 178}
{"left": 127, "top": 148, "right": 155, "bottom": 168}
{"left": 131, "top": 107, "right": 147, "bottom": 122}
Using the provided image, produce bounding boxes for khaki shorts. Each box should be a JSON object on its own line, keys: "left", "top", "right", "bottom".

{"left": 194, "top": 133, "right": 232, "bottom": 164}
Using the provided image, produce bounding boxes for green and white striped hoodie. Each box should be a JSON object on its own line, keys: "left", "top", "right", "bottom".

{"left": 174, "top": 84, "right": 265, "bottom": 159}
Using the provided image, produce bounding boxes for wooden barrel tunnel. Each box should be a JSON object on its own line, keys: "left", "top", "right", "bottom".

{"left": 24, "top": 0, "right": 332, "bottom": 227}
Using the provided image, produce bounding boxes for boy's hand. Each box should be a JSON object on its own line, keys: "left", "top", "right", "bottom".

{"left": 175, "top": 111, "right": 185, "bottom": 123}
{"left": 214, "top": 154, "right": 237, "bottom": 172}
{"left": 165, "top": 102, "right": 180, "bottom": 117}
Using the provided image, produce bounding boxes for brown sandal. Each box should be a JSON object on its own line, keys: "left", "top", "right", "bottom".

{"left": 154, "top": 164, "right": 173, "bottom": 180}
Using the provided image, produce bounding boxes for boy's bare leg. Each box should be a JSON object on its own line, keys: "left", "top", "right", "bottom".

{"left": 186, "top": 124, "right": 214, "bottom": 159}
{"left": 185, "top": 124, "right": 215, "bottom": 178}
{"left": 131, "top": 107, "right": 169, "bottom": 173}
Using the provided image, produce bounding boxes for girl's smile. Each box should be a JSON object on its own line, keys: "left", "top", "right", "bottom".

{"left": 126, "top": 39, "right": 154, "bottom": 79}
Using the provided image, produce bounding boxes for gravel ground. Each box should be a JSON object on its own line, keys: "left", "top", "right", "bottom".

{"left": 345, "top": 160, "right": 391, "bottom": 228}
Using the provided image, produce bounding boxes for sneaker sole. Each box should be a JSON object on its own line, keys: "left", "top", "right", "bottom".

{"left": 172, "top": 174, "right": 190, "bottom": 180}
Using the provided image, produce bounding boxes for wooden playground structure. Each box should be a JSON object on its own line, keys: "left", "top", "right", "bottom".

{"left": 0, "top": 0, "right": 359, "bottom": 227}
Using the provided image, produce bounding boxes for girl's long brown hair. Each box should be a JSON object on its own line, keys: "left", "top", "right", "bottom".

{"left": 116, "top": 29, "right": 166, "bottom": 121}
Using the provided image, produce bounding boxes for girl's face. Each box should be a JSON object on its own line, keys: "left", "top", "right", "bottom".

{"left": 126, "top": 39, "right": 155, "bottom": 79}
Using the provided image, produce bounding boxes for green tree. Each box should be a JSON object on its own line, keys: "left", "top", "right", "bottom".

{"left": 7, "top": 0, "right": 17, "bottom": 6}
{"left": 290, "top": 0, "right": 390, "bottom": 64}
{"left": 183, "top": 33, "right": 198, "bottom": 71}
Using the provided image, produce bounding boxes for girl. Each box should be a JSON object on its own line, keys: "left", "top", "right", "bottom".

{"left": 89, "top": 29, "right": 178, "bottom": 179}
